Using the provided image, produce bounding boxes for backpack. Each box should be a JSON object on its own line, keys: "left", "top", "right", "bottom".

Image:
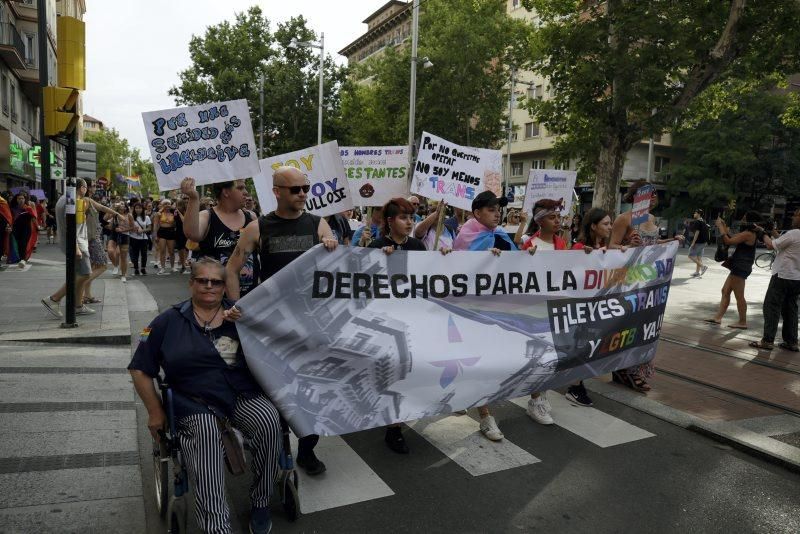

{"left": 696, "top": 220, "right": 709, "bottom": 244}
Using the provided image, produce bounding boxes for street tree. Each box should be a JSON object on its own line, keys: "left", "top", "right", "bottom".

{"left": 522, "top": 0, "right": 800, "bottom": 213}
{"left": 669, "top": 80, "right": 800, "bottom": 212}
{"left": 338, "top": 0, "right": 532, "bottom": 148}
{"left": 168, "top": 7, "right": 345, "bottom": 156}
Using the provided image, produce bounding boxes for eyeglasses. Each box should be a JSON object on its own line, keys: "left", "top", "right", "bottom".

{"left": 192, "top": 277, "right": 225, "bottom": 287}
{"left": 275, "top": 185, "right": 311, "bottom": 195}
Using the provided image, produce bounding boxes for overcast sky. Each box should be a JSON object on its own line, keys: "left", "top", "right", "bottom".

{"left": 83, "top": 0, "right": 379, "bottom": 159}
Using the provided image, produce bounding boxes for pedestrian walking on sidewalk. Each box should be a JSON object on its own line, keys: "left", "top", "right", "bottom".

{"left": 704, "top": 211, "right": 759, "bottom": 330}
{"left": 41, "top": 179, "right": 122, "bottom": 318}
{"left": 687, "top": 209, "right": 709, "bottom": 277}
{"left": 82, "top": 182, "right": 109, "bottom": 305}
{"left": 750, "top": 208, "right": 800, "bottom": 351}
{"left": 129, "top": 202, "right": 151, "bottom": 276}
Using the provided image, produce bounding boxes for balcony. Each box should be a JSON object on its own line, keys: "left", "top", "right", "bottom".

{"left": 0, "top": 23, "right": 26, "bottom": 69}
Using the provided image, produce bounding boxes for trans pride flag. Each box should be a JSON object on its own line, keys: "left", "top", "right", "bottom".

{"left": 452, "top": 218, "right": 516, "bottom": 251}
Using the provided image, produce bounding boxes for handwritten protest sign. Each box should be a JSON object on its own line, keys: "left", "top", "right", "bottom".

{"left": 142, "top": 99, "right": 259, "bottom": 191}
{"left": 341, "top": 146, "right": 410, "bottom": 207}
{"left": 631, "top": 184, "right": 655, "bottom": 226}
{"left": 254, "top": 141, "right": 354, "bottom": 218}
{"left": 521, "top": 169, "right": 578, "bottom": 216}
{"left": 410, "top": 132, "right": 502, "bottom": 211}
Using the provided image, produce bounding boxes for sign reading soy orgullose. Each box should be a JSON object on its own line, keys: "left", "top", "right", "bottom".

{"left": 254, "top": 141, "right": 354, "bottom": 218}
{"left": 341, "top": 146, "right": 410, "bottom": 207}
{"left": 522, "top": 169, "right": 578, "bottom": 216}
{"left": 142, "top": 99, "right": 260, "bottom": 191}
{"left": 410, "top": 132, "right": 503, "bottom": 211}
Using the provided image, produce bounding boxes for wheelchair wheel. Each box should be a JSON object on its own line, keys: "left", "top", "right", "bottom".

{"left": 278, "top": 469, "right": 301, "bottom": 522}
{"left": 153, "top": 439, "right": 169, "bottom": 518}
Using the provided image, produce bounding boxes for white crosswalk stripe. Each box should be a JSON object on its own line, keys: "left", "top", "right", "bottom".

{"left": 510, "top": 394, "right": 655, "bottom": 448}
{"left": 291, "top": 396, "right": 655, "bottom": 514}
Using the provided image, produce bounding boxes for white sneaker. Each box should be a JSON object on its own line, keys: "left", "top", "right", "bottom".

{"left": 75, "top": 305, "right": 96, "bottom": 315}
{"left": 172, "top": 266, "right": 181, "bottom": 273}
{"left": 527, "top": 395, "right": 554, "bottom": 425}
{"left": 41, "top": 297, "right": 62, "bottom": 318}
{"left": 479, "top": 415, "right": 504, "bottom": 441}
{"left": 120, "top": 276, "right": 127, "bottom": 283}
{"left": 18, "top": 259, "right": 26, "bottom": 267}
{"left": 111, "top": 266, "right": 119, "bottom": 275}
{"left": 157, "top": 268, "right": 169, "bottom": 275}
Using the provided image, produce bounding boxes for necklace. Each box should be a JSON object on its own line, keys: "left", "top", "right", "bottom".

{"left": 192, "top": 302, "right": 223, "bottom": 336}
{"left": 391, "top": 234, "right": 409, "bottom": 246}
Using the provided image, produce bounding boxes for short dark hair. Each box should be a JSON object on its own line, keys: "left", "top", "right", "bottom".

{"left": 694, "top": 208, "right": 704, "bottom": 216}
{"left": 382, "top": 197, "right": 415, "bottom": 236}
{"left": 471, "top": 191, "right": 507, "bottom": 213}
{"left": 211, "top": 181, "right": 236, "bottom": 200}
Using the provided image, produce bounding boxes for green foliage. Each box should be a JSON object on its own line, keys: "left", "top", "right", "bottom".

{"left": 522, "top": 0, "right": 800, "bottom": 210}
{"left": 338, "top": 0, "right": 533, "bottom": 148}
{"left": 168, "top": 7, "right": 346, "bottom": 156}
{"left": 84, "top": 129, "right": 158, "bottom": 197}
{"left": 670, "top": 83, "right": 800, "bottom": 211}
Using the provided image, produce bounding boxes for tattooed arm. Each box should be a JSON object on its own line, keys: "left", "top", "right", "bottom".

{"left": 225, "top": 219, "right": 260, "bottom": 300}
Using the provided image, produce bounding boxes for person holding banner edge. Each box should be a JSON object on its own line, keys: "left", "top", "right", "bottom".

{"left": 452, "top": 190, "right": 516, "bottom": 441}
{"left": 224, "top": 165, "right": 339, "bottom": 476}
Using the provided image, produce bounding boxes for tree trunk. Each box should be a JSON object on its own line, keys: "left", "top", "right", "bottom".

{"left": 592, "top": 136, "right": 628, "bottom": 214}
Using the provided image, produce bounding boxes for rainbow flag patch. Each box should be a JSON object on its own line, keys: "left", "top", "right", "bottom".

{"left": 139, "top": 327, "right": 151, "bottom": 343}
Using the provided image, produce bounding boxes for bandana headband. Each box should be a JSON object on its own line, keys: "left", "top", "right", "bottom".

{"left": 533, "top": 208, "right": 559, "bottom": 222}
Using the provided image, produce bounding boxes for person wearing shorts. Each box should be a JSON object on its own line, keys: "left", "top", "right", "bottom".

{"left": 154, "top": 200, "right": 177, "bottom": 274}
{"left": 688, "top": 209, "right": 708, "bottom": 277}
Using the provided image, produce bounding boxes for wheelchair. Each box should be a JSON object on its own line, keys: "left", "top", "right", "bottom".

{"left": 152, "top": 377, "right": 300, "bottom": 533}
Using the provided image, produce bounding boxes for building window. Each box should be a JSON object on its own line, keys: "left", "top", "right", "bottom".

{"left": 1, "top": 74, "right": 6, "bottom": 115}
{"left": 532, "top": 159, "right": 547, "bottom": 169}
{"left": 10, "top": 82, "right": 16, "bottom": 122}
{"left": 511, "top": 162, "right": 523, "bottom": 176}
{"left": 510, "top": 132, "right": 518, "bottom": 142}
{"left": 24, "top": 33, "right": 35, "bottom": 67}
{"left": 524, "top": 122, "right": 540, "bottom": 138}
{"left": 654, "top": 156, "right": 670, "bottom": 173}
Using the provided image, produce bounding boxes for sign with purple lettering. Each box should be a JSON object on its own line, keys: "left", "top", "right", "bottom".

{"left": 142, "top": 99, "right": 260, "bottom": 191}
{"left": 521, "top": 169, "right": 577, "bottom": 216}
{"left": 631, "top": 184, "right": 655, "bottom": 226}
{"left": 410, "top": 132, "right": 503, "bottom": 211}
{"left": 254, "top": 141, "right": 354, "bottom": 218}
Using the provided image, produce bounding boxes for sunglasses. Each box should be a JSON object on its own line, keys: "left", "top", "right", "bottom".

{"left": 192, "top": 277, "right": 225, "bottom": 287}
{"left": 276, "top": 184, "right": 310, "bottom": 194}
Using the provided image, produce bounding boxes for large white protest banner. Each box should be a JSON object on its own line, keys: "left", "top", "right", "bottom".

{"left": 521, "top": 169, "right": 578, "bottom": 215}
{"left": 253, "top": 141, "right": 354, "bottom": 218}
{"left": 341, "top": 146, "right": 410, "bottom": 207}
{"left": 236, "top": 242, "right": 678, "bottom": 437}
{"left": 410, "top": 132, "right": 503, "bottom": 211}
{"left": 142, "top": 99, "right": 260, "bottom": 191}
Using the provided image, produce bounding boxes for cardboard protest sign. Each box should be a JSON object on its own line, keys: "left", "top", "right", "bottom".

{"left": 142, "top": 99, "right": 260, "bottom": 191}
{"left": 340, "top": 146, "right": 410, "bottom": 207}
{"left": 521, "top": 169, "right": 578, "bottom": 216}
{"left": 410, "top": 132, "right": 502, "bottom": 211}
{"left": 254, "top": 141, "right": 354, "bottom": 218}
{"left": 631, "top": 184, "right": 655, "bottom": 226}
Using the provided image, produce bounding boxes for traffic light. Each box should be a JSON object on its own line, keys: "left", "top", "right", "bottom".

{"left": 43, "top": 86, "right": 79, "bottom": 137}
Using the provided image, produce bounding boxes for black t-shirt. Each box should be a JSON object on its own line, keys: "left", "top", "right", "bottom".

{"left": 258, "top": 211, "right": 321, "bottom": 281}
{"left": 494, "top": 234, "right": 513, "bottom": 251}
{"left": 368, "top": 235, "right": 427, "bottom": 251}
{"left": 690, "top": 219, "right": 708, "bottom": 244}
{"left": 198, "top": 208, "right": 258, "bottom": 295}
{"left": 327, "top": 213, "right": 353, "bottom": 245}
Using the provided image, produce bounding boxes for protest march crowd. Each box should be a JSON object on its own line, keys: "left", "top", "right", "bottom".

{"left": 4, "top": 103, "right": 800, "bottom": 534}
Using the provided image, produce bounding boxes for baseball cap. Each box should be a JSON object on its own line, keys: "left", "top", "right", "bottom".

{"left": 471, "top": 190, "right": 508, "bottom": 212}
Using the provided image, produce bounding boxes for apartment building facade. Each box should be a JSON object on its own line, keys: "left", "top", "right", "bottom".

{"left": 339, "top": 0, "right": 412, "bottom": 66}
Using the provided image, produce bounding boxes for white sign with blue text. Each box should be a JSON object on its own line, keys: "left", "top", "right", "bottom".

{"left": 142, "top": 99, "right": 260, "bottom": 191}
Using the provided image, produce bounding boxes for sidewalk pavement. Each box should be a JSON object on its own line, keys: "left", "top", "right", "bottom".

{"left": 586, "top": 255, "right": 800, "bottom": 473}
{"left": 0, "top": 241, "right": 144, "bottom": 532}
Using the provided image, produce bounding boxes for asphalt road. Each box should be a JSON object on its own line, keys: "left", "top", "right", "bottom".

{"left": 127, "top": 264, "right": 800, "bottom": 534}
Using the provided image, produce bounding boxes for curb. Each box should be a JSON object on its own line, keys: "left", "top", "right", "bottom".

{"left": 585, "top": 378, "right": 800, "bottom": 474}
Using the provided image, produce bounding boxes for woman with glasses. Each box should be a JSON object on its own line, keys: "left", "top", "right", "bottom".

{"left": 128, "top": 257, "right": 280, "bottom": 534}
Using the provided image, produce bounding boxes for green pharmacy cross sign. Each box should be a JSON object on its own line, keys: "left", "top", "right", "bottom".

{"left": 27, "top": 145, "right": 57, "bottom": 168}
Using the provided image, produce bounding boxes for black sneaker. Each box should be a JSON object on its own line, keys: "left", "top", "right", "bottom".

{"left": 384, "top": 426, "right": 409, "bottom": 454}
{"left": 296, "top": 451, "right": 327, "bottom": 476}
{"left": 134, "top": 270, "right": 140, "bottom": 276}
{"left": 566, "top": 383, "right": 593, "bottom": 407}
{"left": 141, "top": 268, "right": 147, "bottom": 276}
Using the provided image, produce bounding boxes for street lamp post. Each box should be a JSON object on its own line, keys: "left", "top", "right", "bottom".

{"left": 408, "top": 0, "right": 420, "bottom": 168}
{"left": 289, "top": 33, "right": 325, "bottom": 145}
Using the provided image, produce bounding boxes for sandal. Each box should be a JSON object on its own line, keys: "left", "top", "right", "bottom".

{"left": 84, "top": 297, "right": 102, "bottom": 304}
{"left": 615, "top": 371, "right": 649, "bottom": 392}
{"left": 727, "top": 324, "right": 748, "bottom": 330}
{"left": 748, "top": 340, "right": 774, "bottom": 350}
{"left": 703, "top": 319, "right": 721, "bottom": 325}
{"left": 778, "top": 342, "right": 800, "bottom": 352}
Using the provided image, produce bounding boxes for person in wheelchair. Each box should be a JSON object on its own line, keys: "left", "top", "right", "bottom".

{"left": 128, "top": 257, "right": 280, "bottom": 534}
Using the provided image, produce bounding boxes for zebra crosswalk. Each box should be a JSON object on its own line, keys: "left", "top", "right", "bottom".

{"left": 290, "top": 393, "right": 655, "bottom": 515}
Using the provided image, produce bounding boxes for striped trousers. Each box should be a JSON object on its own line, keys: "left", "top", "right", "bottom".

{"left": 178, "top": 395, "right": 281, "bottom": 534}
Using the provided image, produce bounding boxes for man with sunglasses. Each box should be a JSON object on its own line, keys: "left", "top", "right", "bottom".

{"left": 181, "top": 177, "right": 259, "bottom": 296}
{"left": 225, "top": 165, "right": 338, "bottom": 476}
